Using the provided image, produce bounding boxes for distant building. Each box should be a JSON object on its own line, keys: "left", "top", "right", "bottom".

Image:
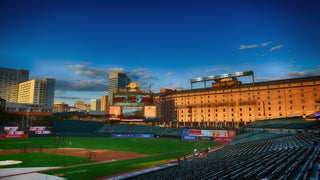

{"left": 91, "top": 99, "right": 101, "bottom": 111}
{"left": 101, "top": 95, "right": 108, "bottom": 111}
{"left": 74, "top": 100, "right": 86, "bottom": 110}
{"left": 0, "top": 67, "right": 29, "bottom": 103}
{"left": 108, "top": 72, "right": 130, "bottom": 105}
{"left": 54, "top": 102, "right": 69, "bottom": 112}
{"left": 18, "top": 78, "right": 55, "bottom": 108}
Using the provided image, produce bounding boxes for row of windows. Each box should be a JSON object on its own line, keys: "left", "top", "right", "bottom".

{"left": 169, "top": 111, "right": 298, "bottom": 120}
{"left": 179, "top": 87, "right": 318, "bottom": 100}
{"left": 177, "top": 105, "right": 318, "bottom": 114}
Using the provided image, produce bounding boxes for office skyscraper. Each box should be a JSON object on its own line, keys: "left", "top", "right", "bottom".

{"left": 108, "top": 72, "right": 130, "bottom": 105}
{"left": 100, "top": 95, "right": 108, "bottom": 111}
{"left": 91, "top": 99, "right": 101, "bottom": 111}
{"left": 0, "top": 67, "right": 29, "bottom": 103}
{"left": 18, "top": 78, "right": 55, "bottom": 107}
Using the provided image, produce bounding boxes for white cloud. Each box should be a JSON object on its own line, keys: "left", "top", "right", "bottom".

{"left": 109, "top": 67, "right": 125, "bottom": 73}
{"left": 270, "top": 45, "right": 284, "bottom": 52}
{"left": 239, "top": 44, "right": 259, "bottom": 50}
{"left": 167, "top": 72, "right": 174, "bottom": 76}
{"left": 283, "top": 67, "right": 320, "bottom": 78}
{"left": 261, "top": 41, "right": 271, "bottom": 47}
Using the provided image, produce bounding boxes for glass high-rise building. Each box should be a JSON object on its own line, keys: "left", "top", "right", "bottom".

{"left": 0, "top": 67, "right": 29, "bottom": 103}
{"left": 108, "top": 72, "right": 130, "bottom": 105}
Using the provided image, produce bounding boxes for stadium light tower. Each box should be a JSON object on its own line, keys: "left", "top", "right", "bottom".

{"left": 190, "top": 70, "right": 254, "bottom": 89}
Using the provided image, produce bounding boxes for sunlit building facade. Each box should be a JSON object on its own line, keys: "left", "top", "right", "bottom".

{"left": 91, "top": 99, "right": 101, "bottom": 111}
{"left": 156, "top": 76, "right": 320, "bottom": 128}
{"left": 100, "top": 95, "right": 108, "bottom": 111}
{"left": 18, "top": 78, "right": 55, "bottom": 107}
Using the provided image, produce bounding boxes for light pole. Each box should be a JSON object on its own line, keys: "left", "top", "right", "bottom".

{"left": 26, "top": 104, "right": 30, "bottom": 127}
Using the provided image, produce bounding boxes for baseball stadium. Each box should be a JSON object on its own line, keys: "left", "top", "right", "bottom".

{"left": 1, "top": 72, "right": 320, "bottom": 180}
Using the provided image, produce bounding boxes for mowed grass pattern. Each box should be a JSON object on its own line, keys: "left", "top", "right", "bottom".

{"left": 0, "top": 137, "right": 221, "bottom": 179}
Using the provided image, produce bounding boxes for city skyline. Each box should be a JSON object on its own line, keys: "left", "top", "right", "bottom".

{"left": 1, "top": 0, "right": 320, "bottom": 105}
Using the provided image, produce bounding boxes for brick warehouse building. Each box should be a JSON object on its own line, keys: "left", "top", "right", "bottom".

{"left": 155, "top": 75, "right": 320, "bottom": 128}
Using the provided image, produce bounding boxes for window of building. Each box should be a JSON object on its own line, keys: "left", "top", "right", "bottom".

{"left": 258, "top": 107, "right": 261, "bottom": 111}
{"left": 290, "top": 100, "right": 293, "bottom": 104}
{"left": 268, "top": 102, "right": 271, "bottom": 105}
{"left": 301, "top": 94, "right": 304, "bottom": 97}
{"left": 302, "top": 99, "right": 305, "bottom": 104}
{"left": 268, "top": 107, "right": 271, "bottom": 111}
{"left": 240, "top": 113, "right": 242, "bottom": 116}
{"left": 279, "top": 106, "right": 281, "bottom": 110}
{"left": 302, "top": 106, "right": 305, "bottom": 110}
{"left": 240, "top": 108, "right": 242, "bottom": 111}
{"left": 290, "top": 106, "right": 293, "bottom": 110}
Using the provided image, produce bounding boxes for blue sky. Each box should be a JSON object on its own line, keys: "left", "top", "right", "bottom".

{"left": 1, "top": 0, "right": 320, "bottom": 105}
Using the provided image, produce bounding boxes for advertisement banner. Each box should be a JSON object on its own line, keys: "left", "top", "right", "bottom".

{"left": 121, "top": 106, "right": 143, "bottom": 120}
{"left": 186, "top": 129, "right": 236, "bottom": 138}
{"left": 12, "top": 131, "right": 25, "bottom": 135}
{"left": 4, "top": 126, "right": 19, "bottom": 132}
{"left": 114, "top": 94, "right": 153, "bottom": 106}
{"left": 212, "top": 130, "right": 228, "bottom": 137}
{"left": 30, "top": 126, "right": 46, "bottom": 131}
{"left": 109, "top": 106, "right": 121, "bottom": 120}
{"left": 181, "top": 135, "right": 198, "bottom": 140}
{"left": 0, "top": 134, "right": 28, "bottom": 138}
{"left": 35, "top": 130, "right": 51, "bottom": 134}
{"left": 111, "top": 134, "right": 154, "bottom": 138}
{"left": 214, "top": 137, "right": 233, "bottom": 142}
{"left": 144, "top": 106, "right": 156, "bottom": 120}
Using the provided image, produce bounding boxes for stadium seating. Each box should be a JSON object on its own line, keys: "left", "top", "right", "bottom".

{"left": 126, "top": 132, "right": 320, "bottom": 180}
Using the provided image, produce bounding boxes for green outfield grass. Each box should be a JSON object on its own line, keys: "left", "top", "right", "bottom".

{"left": 0, "top": 137, "right": 222, "bottom": 179}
